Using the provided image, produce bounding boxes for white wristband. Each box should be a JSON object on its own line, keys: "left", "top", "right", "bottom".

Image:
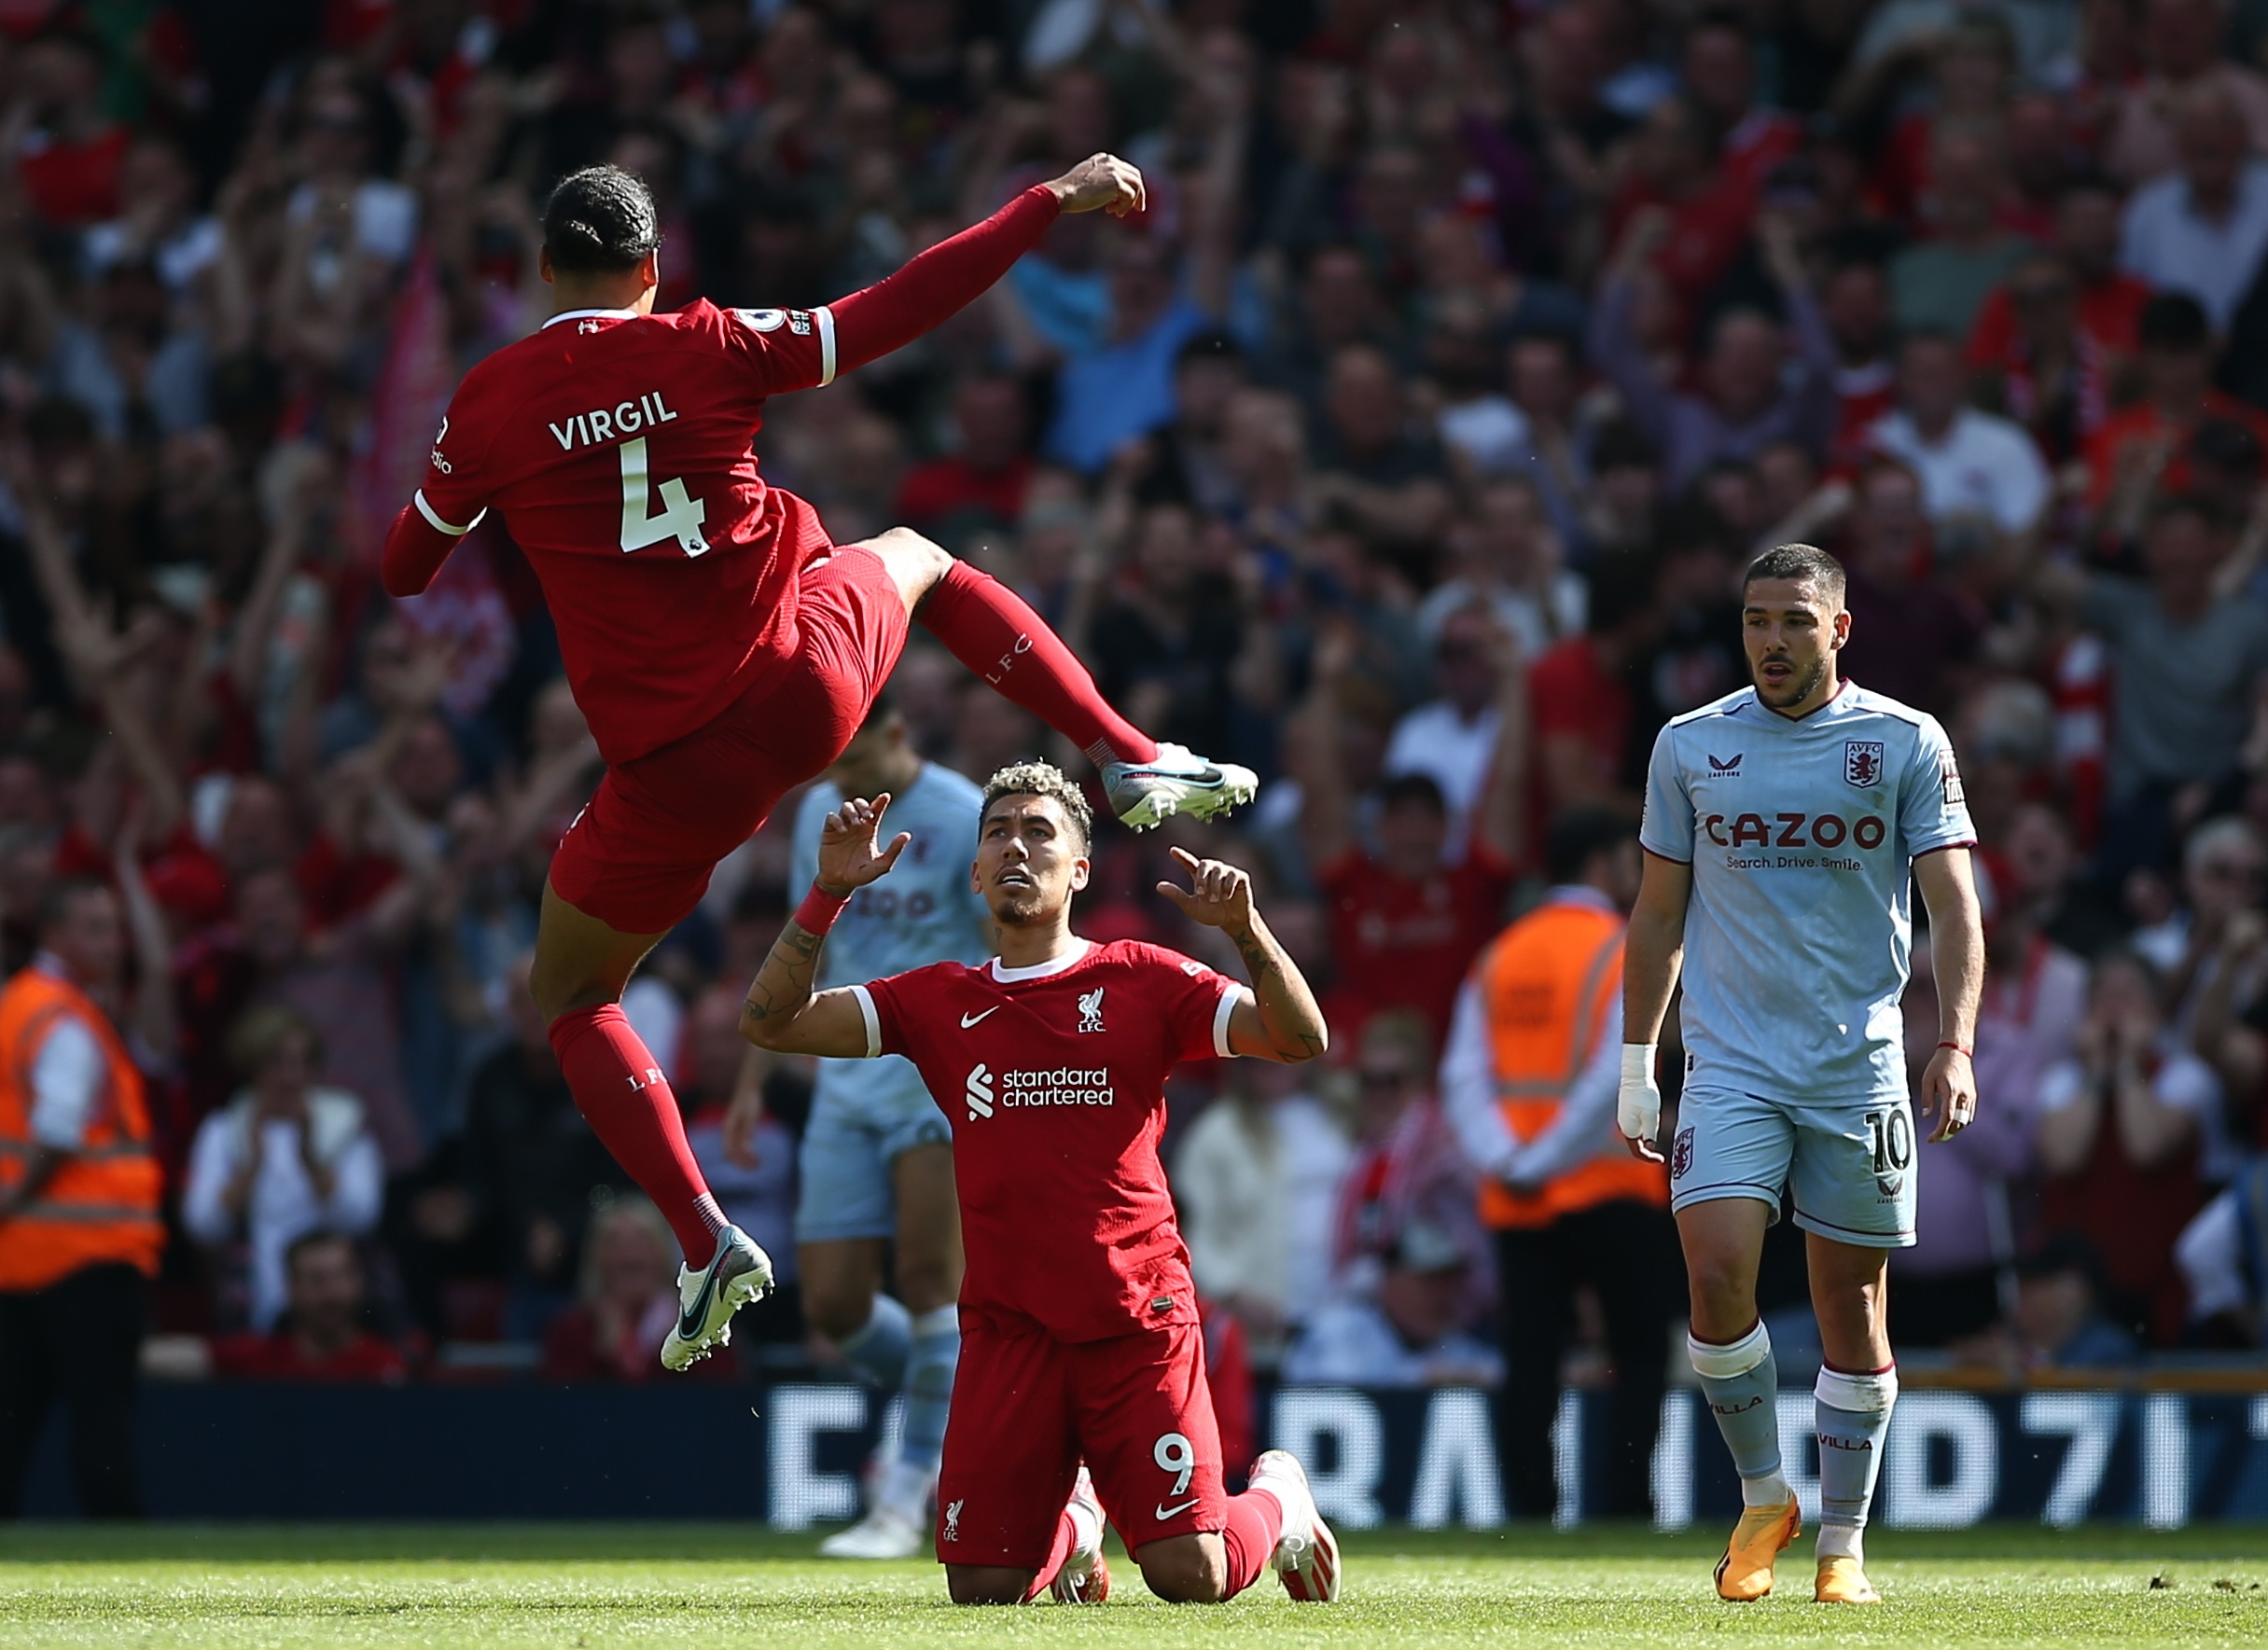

{"left": 1622, "top": 1043, "right": 1659, "bottom": 1084}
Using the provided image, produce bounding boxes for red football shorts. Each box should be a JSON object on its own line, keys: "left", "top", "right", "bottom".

{"left": 549, "top": 545, "right": 910, "bottom": 933}
{"left": 935, "top": 1315, "right": 1226, "bottom": 1569}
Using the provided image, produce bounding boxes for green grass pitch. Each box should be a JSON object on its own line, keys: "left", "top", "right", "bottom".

{"left": 1, "top": 1523, "right": 2262, "bottom": 1647}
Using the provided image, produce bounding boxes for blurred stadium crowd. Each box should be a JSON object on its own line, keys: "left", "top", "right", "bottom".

{"left": 4, "top": 0, "right": 2268, "bottom": 1410}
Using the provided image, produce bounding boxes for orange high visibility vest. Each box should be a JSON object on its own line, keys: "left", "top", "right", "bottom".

{"left": 1473, "top": 898, "right": 1668, "bottom": 1229}
{"left": 0, "top": 965, "right": 163, "bottom": 1291}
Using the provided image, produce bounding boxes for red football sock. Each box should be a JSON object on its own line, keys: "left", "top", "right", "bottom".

{"left": 1219, "top": 1489, "right": 1285, "bottom": 1600}
{"left": 918, "top": 560, "right": 1159, "bottom": 768}
{"left": 549, "top": 1005, "right": 728, "bottom": 1263}
{"left": 1021, "top": 1506, "right": 1080, "bottom": 1602}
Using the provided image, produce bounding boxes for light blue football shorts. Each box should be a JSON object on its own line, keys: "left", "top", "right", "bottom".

{"left": 794, "top": 1054, "right": 952, "bottom": 1244}
{"left": 1668, "top": 1085, "right": 1919, "bottom": 1249}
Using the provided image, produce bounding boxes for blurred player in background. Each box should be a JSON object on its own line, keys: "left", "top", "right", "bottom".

{"left": 1620, "top": 544, "right": 1983, "bottom": 1604}
{"left": 741, "top": 765, "right": 1339, "bottom": 1606}
{"left": 381, "top": 158, "right": 1255, "bottom": 1373}
{"left": 725, "top": 692, "right": 990, "bottom": 1559}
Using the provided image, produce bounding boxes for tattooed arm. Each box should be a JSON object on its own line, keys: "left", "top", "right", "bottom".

{"left": 739, "top": 794, "right": 906, "bottom": 1058}
{"left": 1156, "top": 847, "right": 1329, "bottom": 1063}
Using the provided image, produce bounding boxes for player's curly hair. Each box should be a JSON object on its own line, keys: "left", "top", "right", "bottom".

{"left": 542, "top": 165, "right": 661, "bottom": 274}
{"left": 980, "top": 760, "right": 1093, "bottom": 851}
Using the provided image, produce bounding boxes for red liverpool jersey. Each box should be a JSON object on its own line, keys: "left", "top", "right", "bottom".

{"left": 856, "top": 938, "right": 1245, "bottom": 1341}
{"left": 408, "top": 299, "right": 840, "bottom": 763}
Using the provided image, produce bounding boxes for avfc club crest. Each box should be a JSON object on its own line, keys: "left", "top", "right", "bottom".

{"left": 1844, "top": 741, "right": 1885, "bottom": 788}
{"left": 1670, "top": 1127, "right": 1694, "bottom": 1181}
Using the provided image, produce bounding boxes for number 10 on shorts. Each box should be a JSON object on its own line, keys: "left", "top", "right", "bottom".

{"left": 1862, "top": 1107, "right": 1913, "bottom": 1174}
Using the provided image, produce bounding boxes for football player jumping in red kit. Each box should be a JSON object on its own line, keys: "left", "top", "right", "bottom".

{"left": 380, "top": 159, "right": 1257, "bottom": 1370}
{"left": 739, "top": 762, "right": 1338, "bottom": 1606}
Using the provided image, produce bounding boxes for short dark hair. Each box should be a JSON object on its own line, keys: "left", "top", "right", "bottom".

{"left": 1545, "top": 807, "right": 1637, "bottom": 885}
{"left": 980, "top": 760, "right": 1093, "bottom": 851}
{"left": 36, "top": 879, "right": 111, "bottom": 936}
{"left": 1744, "top": 542, "right": 1847, "bottom": 606}
{"left": 2147, "top": 490, "right": 2228, "bottom": 535}
{"left": 1380, "top": 772, "right": 1447, "bottom": 816}
{"left": 542, "top": 165, "right": 661, "bottom": 273}
{"left": 2138, "top": 292, "right": 2211, "bottom": 354}
{"left": 285, "top": 1228, "right": 358, "bottom": 1277}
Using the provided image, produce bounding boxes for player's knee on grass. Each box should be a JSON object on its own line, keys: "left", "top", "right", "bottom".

{"left": 1135, "top": 1532, "right": 1230, "bottom": 1603}
{"left": 946, "top": 1565, "right": 1035, "bottom": 1605}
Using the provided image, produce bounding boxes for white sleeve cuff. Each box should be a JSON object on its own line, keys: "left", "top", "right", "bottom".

{"left": 413, "top": 490, "right": 486, "bottom": 536}
{"left": 814, "top": 305, "right": 837, "bottom": 386}
{"left": 1212, "top": 985, "right": 1247, "bottom": 1060}
{"left": 849, "top": 984, "right": 881, "bottom": 1059}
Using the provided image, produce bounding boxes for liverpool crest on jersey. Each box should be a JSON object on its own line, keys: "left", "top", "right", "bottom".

{"left": 1844, "top": 742, "right": 1885, "bottom": 788}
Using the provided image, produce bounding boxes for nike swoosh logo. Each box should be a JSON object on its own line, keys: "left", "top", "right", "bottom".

{"left": 1155, "top": 1497, "right": 1201, "bottom": 1521}
{"left": 678, "top": 1263, "right": 720, "bottom": 1339}
{"left": 960, "top": 1007, "right": 1000, "bottom": 1028}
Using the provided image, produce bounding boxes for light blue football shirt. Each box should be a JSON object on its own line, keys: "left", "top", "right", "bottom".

{"left": 792, "top": 763, "right": 994, "bottom": 1111}
{"left": 1639, "top": 683, "right": 1974, "bottom": 1102}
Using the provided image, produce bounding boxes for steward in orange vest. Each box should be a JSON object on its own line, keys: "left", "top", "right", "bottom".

{"left": 0, "top": 966, "right": 164, "bottom": 1291}
{"left": 1439, "top": 810, "right": 1676, "bottom": 1522}
{"left": 0, "top": 880, "right": 162, "bottom": 1519}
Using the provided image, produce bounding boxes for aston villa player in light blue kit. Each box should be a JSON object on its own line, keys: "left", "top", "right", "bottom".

{"left": 726, "top": 691, "right": 992, "bottom": 1558}
{"left": 1618, "top": 544, "right": 1984, "bottom": 1605}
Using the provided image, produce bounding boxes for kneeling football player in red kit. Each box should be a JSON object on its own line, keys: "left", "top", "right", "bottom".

{"left": 739, "top": 762, "right": 1339, "bottom": 1605}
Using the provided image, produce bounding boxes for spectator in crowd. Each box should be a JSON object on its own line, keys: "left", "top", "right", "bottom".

{"left": 544, "top": 1196, "right": 734, "bottom": 1383}
{"left": 2175, "top": 1154, "right": 2268, "bottom": 1346}
{"left": 1889, "top": 124, "right": 2038, "bottom": 339}
{"left": 1328, "top": 1009, "right": 1482, "bottom": 1302}
{"left": 2036, "top": 950, "right": 2219, "bottom": 1342}
{"left": 1966, "top": 251, "right": 2114, "bottom": 469}
{"left": 1867, "top": 332, "right": 2052, "bottom": 539}
{"left": 1174, "top": 1059, "right": 1350, "bottom": 1364}
{"left": 892, "top": 372, "right": 1034, "bottom": 537}
{"left": 2133, "top": 816, "right": 2268, "bottom": 1023}
{"left": 1281, "top": 1220, "right": 1504, "bottom": 1389}
{"left": 2085, "top": 293, "right": 2268, "bottom": 524}
{"left": 1835, "top": 459, "right": 1987, "bottom": 716}
{"left": 1415, "top": 477, "right": 1588, "bottom": 662}
{"left": 1590, "top": 209, "right": 1837, "bottom": 491}
{"left": 2104, "top": 0, "right": 2268, "bottom": 187}
{"left": 1969, "top": 179, "right": 2154, "bottom": 367}
{"left": 209, "top": 1231, "right": 406, "bottom": 1382}
{"left": 2119, "top": 81, "right": 2268, "bottom": 335}
{"left": 181, "top": 1005, "right": 384, "bottom": 1332}
{"left": 0, "top": 878, "right": 166, "bottom": 1518}
{"left": 1296, "top": 623, "right": 1522, "bottom": 1042}
{"left": 2005, "top": 1235, "right": 2142, "bottom": 1368}
{"left": 1440, "top": 808, "right": 1671, "bottom": 1522}
{"left": 2065, "top": 496, "right": 2268, "bottom": 876}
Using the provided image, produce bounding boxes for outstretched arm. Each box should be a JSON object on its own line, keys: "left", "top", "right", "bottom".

{"left": 1158, "top": 847, "right": 1328, "bottom": 1063}
{"left": 828, "top": 155, "right": 1145, "bottom": 376}
{"left": 740, "top": 795, "right": 910, "bottom": 1058}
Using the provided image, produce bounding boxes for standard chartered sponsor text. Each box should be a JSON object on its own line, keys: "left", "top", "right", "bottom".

{"left": 1000, "top": 1067, "right": 1117, "bottom": 1107}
